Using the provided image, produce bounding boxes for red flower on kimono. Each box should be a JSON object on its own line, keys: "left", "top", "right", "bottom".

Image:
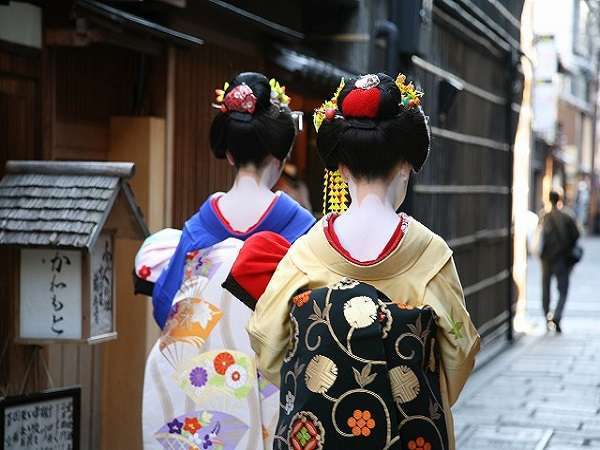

{"left": 138, "top": 265, "right": 151, "bottom": 280}
{"left": 183, "top": 417, "right": 202, "bottom": 434}
{"left": 213, "top": 352, "right": 235, "bottom": 375}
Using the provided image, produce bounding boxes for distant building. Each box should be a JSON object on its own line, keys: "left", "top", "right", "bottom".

{"left": 532, "top": 0, "right": 599, "bottom": 224}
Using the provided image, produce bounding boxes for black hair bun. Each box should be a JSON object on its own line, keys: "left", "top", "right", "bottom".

{"left": 209, "top": 72, "right": 295, "bottom": 166}
{"left": 317, "top": 72, "right": 430, "bottom": 177}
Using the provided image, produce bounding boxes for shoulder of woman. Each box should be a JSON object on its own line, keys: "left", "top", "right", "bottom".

{"left": 405, "top": 218, "right": 453, "bottom": 276}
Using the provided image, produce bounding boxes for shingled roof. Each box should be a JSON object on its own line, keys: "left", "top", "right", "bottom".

{"left": 0, "top": 160, "right": 149, "bottom": 249}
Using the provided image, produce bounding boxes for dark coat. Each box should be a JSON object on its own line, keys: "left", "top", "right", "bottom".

{"left": 540, "top": 208, "right": 580, "bottom": 262}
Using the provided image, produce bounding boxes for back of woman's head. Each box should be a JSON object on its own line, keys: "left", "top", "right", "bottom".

{"left": 316, "top": 73, "right": 430, "bottom": 179}
{"left": 209, "top": 72, "right": 295, "bottom": 167}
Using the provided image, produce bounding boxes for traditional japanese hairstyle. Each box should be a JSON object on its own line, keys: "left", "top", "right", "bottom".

{"left": 209, "top": 72, "right": 297, "bottom": 167}
{"left": 314, "top": 73, "right": 429, "bottom": 213}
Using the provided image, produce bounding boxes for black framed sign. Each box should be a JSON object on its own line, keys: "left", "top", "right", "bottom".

{"left": 1, "top": 387, "right": 80, "bottom": 450}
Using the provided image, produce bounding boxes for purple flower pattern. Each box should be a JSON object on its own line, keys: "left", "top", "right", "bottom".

{"left": 167, "top": 418, "right": 183, "bottom": 434}
{"left": 189, "top": 366, "right": 208, "bottom": 388}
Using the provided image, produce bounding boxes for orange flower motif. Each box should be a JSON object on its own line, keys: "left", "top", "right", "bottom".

{"left": 347, "top": 409, "right": 375, "bottom": 437}
{"left": 408, "top": 437, "right": 431, "bottom": 450}
{"left": 292, "top": 290, "right": 312, "bottom": 307}
{"left": 183, "top": 417, "right": 202, "bottom": 434}
{"left": 396, "top": 303, "right": 414, "bottom": 310}
{"left": 213, "top": 352, "right": 235, "bottom": 375}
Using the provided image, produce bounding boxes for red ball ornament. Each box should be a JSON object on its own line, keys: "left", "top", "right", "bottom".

{"left": 342, "top": 87, "right": 381, "bottom": 119}
{"left": 325, "top": 108, "right": 336, "bottom": 120}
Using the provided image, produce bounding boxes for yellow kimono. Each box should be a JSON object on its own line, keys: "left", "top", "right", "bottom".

{"left": 247, "top": 217, "right": 480, "bottom": 450}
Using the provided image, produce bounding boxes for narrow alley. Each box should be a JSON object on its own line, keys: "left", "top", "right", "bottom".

{"left": 455, "top": 237, "right": 600, "bottom": 449}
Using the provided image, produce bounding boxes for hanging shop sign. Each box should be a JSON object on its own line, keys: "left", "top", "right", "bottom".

{"left": 18, "top": 232, "right": 115, "bottom": 343}
{"left": 0, "top": 160, "right": 149, "bottom": 344}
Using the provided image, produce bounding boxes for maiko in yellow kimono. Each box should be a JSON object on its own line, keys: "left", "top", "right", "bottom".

{"left": 246, "top": 217, "right": 480, "bottom": 450}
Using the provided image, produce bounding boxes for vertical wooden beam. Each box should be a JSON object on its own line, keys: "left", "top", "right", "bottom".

{"left": 102, "top": 116, "right": 166, "bottom": 450}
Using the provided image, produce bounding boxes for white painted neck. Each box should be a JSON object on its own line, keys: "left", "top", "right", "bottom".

{"left": 217, "top": 166, "right": 277, "bottom": 231}
{"left": 333, "top": 169, "right": 409, "bottom": 262}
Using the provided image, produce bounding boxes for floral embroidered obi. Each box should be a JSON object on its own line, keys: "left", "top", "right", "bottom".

{"left": 275, "top": 279, "right": 448, "bottom": 450}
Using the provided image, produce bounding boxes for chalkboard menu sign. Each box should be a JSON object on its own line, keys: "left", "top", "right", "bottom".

{"left": 1, "top": 388, "right": 80, "bottom": 450}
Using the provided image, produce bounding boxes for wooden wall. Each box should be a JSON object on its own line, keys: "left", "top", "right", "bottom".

{"left": 411, "top": 6, "right": 519, "bottom": 344}
{"left": 171, "top": 44, "right": 265, "bottom": 227}
{"left": 105, "top": 117, "right": 166, "bottom": 450}
{"left": 0, "top": 44, "right": 44, "bottom": 401}
{"left": 42, "top": 43, "right": 167, "bottom": 158}
{"left": 2, "top": 43, "right": 167, "bottom": 450}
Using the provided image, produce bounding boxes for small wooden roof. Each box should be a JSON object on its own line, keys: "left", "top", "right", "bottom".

{"left": 0, "top": 161, "right": 150, "bottom": 249}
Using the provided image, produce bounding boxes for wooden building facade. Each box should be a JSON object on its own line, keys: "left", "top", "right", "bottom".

{"left": 409, "top": 1, "right": 524, "bottom": 348}
{"left": 0, "top": 0, "right": 524, "bottom": 448}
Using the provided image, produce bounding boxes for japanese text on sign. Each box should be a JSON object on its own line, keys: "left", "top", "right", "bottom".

{"left": 3, "top": 396, "right": 76, "bottom": 450}
{"left": 20, "top": 249, "right": 82, "bottom": 340}
{"left": 90, "top": 234, "right": 113, "bottom": 336}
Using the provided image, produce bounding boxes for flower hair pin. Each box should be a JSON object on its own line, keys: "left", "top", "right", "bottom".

{"left": 313, "top": 78, "right": 345, "bottom": 131}
{"left": 269, "top": 78, "right": 290, "bottom": 108}
{"left": 213, "top": 81, "right": 229, "bottom": 112}
{"left": 395, "top": 73, "right": 424, "bottom": 108}
{"left": 212, "top": 77, "right": 291, "bottom": 114}
{"left": 211, "top": 83, "right": 257, "bottom": 114}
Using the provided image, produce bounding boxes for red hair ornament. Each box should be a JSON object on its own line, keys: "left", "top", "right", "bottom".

{"left": 341, "top": 73, "right": 383, "bottom": 119}
{"left": 342, "top": 88, "right": 381, "bottom": 119}
{"left": 223, "top": 84, "right": 257, "bottom": 114}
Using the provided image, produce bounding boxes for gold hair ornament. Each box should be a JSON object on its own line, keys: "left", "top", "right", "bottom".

{"left": 313, "top": 78, "right": 345, "bottom": 132}
{"left": 268, "top": 78, "right": 290, "bottom": 108}
{"left": 322, "top": 169, "right": 349, "bottom": 216}
{"left": 314, "top": 78, "right": 348, "bottom": 215}
{"left": 395, "top": 73, "right": 424, "bottom": 108}
{"left": 317, "top": 74, "right": 424, "bottom": 215}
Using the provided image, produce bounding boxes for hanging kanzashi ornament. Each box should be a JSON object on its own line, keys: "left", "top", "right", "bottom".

{"left": 314, "top": 79, "right": 349, "bottom": 215}
{"left": 323, "top": 169, "right": 349, "bottom": 215}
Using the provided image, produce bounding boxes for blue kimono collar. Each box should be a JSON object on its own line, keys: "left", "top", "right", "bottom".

{"left": 151, "top": 192, "right": 314, "bottom": 328}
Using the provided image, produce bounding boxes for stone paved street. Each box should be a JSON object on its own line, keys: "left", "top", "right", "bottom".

{"left": 454, "top": 237, "right": 600, "bottom": 449}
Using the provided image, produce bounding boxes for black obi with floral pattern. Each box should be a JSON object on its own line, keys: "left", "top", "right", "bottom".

{"left": 274, "top": 279, "right": 448, "bottom": 450}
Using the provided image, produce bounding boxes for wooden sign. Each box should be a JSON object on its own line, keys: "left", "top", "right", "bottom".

{"left": 1, "top": 388, "right": 80, "bottom": 450}
{"left": 19, "top": 249, "right": 83, "bottom": 341}
{"left": 89, "top": 233, "right": 114, "bottom": 339}
{"left": 17, "top": 231, "right": 117, "bottom": 344}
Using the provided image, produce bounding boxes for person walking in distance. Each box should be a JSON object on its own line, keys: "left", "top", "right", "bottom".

{"left": 540, "top": 190, "right": 581, "bottom": 333}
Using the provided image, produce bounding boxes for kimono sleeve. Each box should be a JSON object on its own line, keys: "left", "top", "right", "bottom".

{"left": 422, "top": 257, "right": 480, "bottom": 405}
{"left": 246, "top": 252, "right": 308, "bottom": 386}
{"left": 222, "top": 231, "right": 291, "bottom": 310}
{"left": 133, "top": 228, "right": 182, "bottom": 297}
